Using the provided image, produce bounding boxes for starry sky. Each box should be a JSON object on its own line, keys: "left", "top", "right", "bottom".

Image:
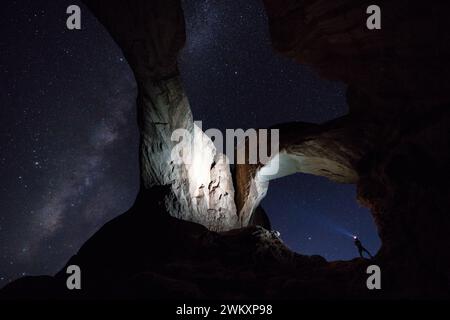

{"left": 0, "top": 0, "right": 380, "bottom": 288}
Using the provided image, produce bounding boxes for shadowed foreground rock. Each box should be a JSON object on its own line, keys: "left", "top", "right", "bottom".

{"left": 1, "top": 186, "right": 379, "bottom": 300}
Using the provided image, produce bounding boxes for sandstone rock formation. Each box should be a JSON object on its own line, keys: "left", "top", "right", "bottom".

{"left": 235, "top": 120, "right": 362, "bottom": 226}
{"left": 2, "top": 0, "right": 449, "bottom": 299}
{"left": 82, "top": 0, "right": 238, "bottom": 231}
{"left": 79, "top": 0, "right": 450, "bottom": 296}
{"left": 260, "top": 0, "right": 450, "bottom": 296}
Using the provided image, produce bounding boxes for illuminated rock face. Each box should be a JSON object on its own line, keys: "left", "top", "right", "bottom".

{"left": 235, "top": 121, "right": 361, "bottom": 226}
{"left": 83, "top": 0, "right": 239, "bottom": 231}
{"left": 138, "top": 77, "right": 238, "bottom": 231}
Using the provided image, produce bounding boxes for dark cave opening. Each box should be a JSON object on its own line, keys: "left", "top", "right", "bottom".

{"left": 261, "top": 173, "right": 381, "bottom": 261}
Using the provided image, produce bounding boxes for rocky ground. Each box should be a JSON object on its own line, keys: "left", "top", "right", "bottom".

{"left": 1, "top": 186, "right": 382, "bottom": 300}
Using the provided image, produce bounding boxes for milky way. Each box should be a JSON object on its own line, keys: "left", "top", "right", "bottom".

{"left": 0, "top": 0, "right": 139, "bottom": 286}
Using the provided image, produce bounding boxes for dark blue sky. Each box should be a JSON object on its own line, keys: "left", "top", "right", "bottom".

{"left": 0, "top": 0, "right": 380, "bottom": 288}
{"left": 0, "top": 0, "right": 139, "bottom": 287}
{"left": 263, "top": 175, "right": 379, "bottom": 261}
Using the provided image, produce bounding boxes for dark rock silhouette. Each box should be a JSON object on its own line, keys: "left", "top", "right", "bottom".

{"left": 1, "top": 186, "right": 377, "bottom": 299}
{"left": 261, "top": 0, "right": 450, "bottom": 297}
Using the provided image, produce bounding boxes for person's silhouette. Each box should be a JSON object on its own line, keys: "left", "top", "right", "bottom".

{"left": 353, "top": 236, "right": 373, "bottom": 259}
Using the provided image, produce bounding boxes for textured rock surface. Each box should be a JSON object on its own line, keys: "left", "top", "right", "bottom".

{"left": 263, "top": 0, "right": 450, "bottom": 109}
{"left": 83, "top": 0, "right": 238, "bottom": 231}
{"left": 260, "top": 0, "right": 450, "bottom": 296}
{"left": 138, "top": 77, "right": 238, "bottom": 230}
{"left": 235, "top": 120, "right": 363, "bottom": 225}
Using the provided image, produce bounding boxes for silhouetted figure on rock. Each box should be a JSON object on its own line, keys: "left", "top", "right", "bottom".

{"left": 353, "top": 236, "right": 373, "bottom": 259}
{"left": 271, "top": 230, "right": 281, "bottom": 238}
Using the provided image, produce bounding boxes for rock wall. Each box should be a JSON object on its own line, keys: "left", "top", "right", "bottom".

{"left": 262, "top": 0, "right": 450, "bottom": 294}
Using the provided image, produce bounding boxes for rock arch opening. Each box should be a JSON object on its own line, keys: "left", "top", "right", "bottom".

{"left": 261, "top": 173, "right": 381, "bottom": 261}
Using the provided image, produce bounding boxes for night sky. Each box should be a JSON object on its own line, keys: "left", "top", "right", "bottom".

{"left": 0, "top": 0, "right": 380, "bottom": 288}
